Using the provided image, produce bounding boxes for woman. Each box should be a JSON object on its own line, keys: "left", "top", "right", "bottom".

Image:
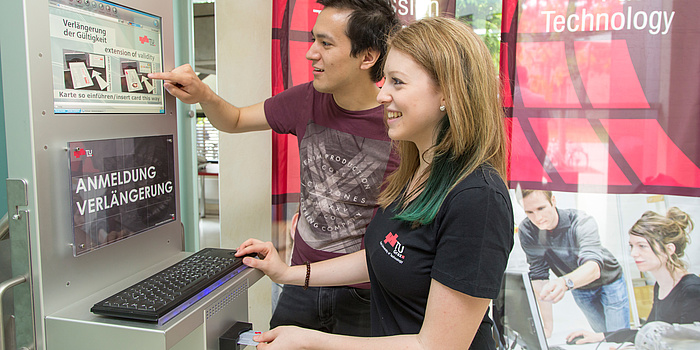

{"left": 566, "top": 207, "right": 700, "bottom": 344}
{"left": 236, "top": 17, "right": 513, "bottom": 349}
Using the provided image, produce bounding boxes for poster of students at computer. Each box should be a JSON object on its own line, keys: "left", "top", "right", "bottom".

{"left": 503, "top": 189, "right": 700, "bottom": 346}
{"left": 68, "top": 135, "right": 176, "bottom": 256}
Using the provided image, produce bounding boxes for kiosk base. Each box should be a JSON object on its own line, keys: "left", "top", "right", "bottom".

{"left": 45, "top": 253, "right": 264, "bottom": 350}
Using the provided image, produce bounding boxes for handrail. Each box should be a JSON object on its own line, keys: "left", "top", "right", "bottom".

{"left": 0, "top": 213, "right": 8, "bottom": 241}
{"left": 0, "top": 274, "right": 28, "bottom": 350}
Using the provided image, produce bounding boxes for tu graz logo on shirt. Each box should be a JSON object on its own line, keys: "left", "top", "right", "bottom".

{"left": 381, "top": 232, "right": 406, "bottom": 264}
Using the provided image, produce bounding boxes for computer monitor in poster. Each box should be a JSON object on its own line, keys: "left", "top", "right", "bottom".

{"left": 495, "top": 271, "right": 550, "bottom": 350}
{"left": 48, "top": 0, "right": 165, "bottom": 114}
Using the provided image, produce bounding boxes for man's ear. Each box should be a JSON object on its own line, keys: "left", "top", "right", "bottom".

{"left": 359, "top": 48, "right": 380, "bottom": 71}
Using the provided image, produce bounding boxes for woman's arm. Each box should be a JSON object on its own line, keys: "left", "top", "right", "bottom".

{"left": 254, "top": 279, "right": 491, "bottom": 350}
{"left": 235, "top": 239, "right": 369, "bottom": 286}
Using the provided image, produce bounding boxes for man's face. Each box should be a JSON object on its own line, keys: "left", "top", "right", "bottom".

{"left": 306, "top": 7, "right": 365, "bottom": 94}
{"left": 522, "top": 192, "right": 559, "bottom": 230}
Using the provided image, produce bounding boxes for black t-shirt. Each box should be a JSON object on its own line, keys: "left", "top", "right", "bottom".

{"left": 365, "top": 166, "right": 514, "bottom": 349}
{"left": 649, "top": 273, "right": 700, "bottom": 323}
{"left": 606, "top": 274, "right": 700, "bottom": 343}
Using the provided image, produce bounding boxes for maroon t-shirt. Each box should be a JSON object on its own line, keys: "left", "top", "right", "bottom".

{"left": 265, "top": 82, "right": 398, "bottom": 273}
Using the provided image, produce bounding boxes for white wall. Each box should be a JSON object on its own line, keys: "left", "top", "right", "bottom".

{"left": 216, "top": 0, "right": 273, "bottom": 331}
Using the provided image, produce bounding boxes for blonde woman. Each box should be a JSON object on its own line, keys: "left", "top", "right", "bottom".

{"left": 237, "top": 17, "right": 513, "bottom": 349}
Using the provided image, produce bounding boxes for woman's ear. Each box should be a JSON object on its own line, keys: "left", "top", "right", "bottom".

{"left": 665, "top": 242, "right": 677, "bottom": 256}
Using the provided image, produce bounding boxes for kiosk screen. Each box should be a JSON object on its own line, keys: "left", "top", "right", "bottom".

{"left": 48, "top": 0, "right": 165, "bottom": 114}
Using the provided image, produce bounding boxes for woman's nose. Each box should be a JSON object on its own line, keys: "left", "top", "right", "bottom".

{"left": 377, "top": 85, "right": 391, "bottom": 104}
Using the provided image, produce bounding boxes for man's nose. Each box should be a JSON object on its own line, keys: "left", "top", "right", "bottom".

{"left": 306, "top": 43, "right": 320, "bottom": 61}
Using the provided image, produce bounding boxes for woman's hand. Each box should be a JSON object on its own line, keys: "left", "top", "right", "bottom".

{"left": 254, "top": 326, "right": 317, "bottom": 349}
{"left": 565, "top": 330, "right": 604, "bottom": 344}
{"left": 235, "top": 239, "right": 290, "bottom": 284}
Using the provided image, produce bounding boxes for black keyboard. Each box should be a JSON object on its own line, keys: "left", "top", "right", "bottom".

{"left": 91, "top": 248, "right": 250, "bottom": 323}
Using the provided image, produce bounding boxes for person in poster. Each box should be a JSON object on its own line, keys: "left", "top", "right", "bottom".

{"left": 567, "top": 207, "right": 700, "bottom": 344}
{"left": 518, "top": 190, "right": 630, "bottom": 335}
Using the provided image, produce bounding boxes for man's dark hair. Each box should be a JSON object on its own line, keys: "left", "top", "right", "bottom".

{"left": 318, "top": 0, "right": 401, "bottom": 82}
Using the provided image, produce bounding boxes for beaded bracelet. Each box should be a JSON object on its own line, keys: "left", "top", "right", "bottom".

{"left": 303, "top": 261, "right": 311, "bottom": 290}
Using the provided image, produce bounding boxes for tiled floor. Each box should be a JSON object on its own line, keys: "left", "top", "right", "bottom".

{"left": 199, "top": 214, "right": 220, "bottom": 248}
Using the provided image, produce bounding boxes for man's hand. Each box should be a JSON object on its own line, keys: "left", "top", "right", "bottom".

{"left": 148, "top": 64, "right": 213, "bottom": 105}
{"left": 539, "top": 278, "right": 568, "bottom": 303}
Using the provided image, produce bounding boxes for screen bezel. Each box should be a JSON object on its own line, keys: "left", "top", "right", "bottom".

{"left": 48, "top": 0, "right": 168, "bottom": 115}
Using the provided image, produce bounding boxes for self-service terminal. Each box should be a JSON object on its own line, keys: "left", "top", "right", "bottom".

{"left": 0, "top": 0, "right": 261, "bottom": 349}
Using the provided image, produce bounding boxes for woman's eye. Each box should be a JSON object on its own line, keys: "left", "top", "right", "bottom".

{"left": 392, "top": 78, "right": 403, "bottom": 85}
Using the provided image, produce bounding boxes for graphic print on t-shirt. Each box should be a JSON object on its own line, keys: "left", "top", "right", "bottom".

{"left": 380, "top": 232, "right": 405, "bottom": 264}
{"left": 297, "top": 122, "right": 391, "bottom": 254}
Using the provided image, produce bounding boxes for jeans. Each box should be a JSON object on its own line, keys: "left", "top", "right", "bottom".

{"left": 571, "top": 276, "right": 630, "bottom": 332}
{"left": 270, "top": 284, "right": 372, "bottom": 336}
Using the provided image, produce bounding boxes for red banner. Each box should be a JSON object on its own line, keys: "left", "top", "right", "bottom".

{"left": 502, "top": 0, "right": 700, "bottom": 196}
{"left": 271, "top": 0, "right": 457, "bottom": 211}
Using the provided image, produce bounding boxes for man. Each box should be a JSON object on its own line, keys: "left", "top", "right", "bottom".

{"left": 518, "top": 190, "right": 629, "bottom": 336}
{"left": 150, "top": 0, "right": 400, "bottom": 336}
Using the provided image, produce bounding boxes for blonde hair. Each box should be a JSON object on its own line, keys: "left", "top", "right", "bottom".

{"left": 378, "top": 17, "right": 507, "bottom": 218}
{"left": 629, "top": 207, "right": 694, "bottom": 277}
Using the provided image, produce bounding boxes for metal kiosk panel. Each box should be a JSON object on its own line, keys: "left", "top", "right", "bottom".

{"left": 0, "top": 0, "right": 263, "bottom": 349}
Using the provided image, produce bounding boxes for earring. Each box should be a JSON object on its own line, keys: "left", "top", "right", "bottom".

{"left": 439, "top": 105, "right": 446, "bottom": 112}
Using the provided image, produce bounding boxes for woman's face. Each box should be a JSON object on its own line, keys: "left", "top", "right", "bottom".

{"left": 629, "top": 234, "right": 666, "bottom": 273}
{"left": 377, "top": 49, "right": 445, "bottom": 152}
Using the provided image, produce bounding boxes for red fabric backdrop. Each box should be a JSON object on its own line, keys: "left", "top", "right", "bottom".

{"left": 501, "top": 0, "right": 700, "bottom": 196}
{"left": 270, "top": 0, "right": 458, "bottom": 220}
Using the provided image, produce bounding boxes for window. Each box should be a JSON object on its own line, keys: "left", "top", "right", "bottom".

{"left": 196, "top": 114, "right": 218, "bottom": 162}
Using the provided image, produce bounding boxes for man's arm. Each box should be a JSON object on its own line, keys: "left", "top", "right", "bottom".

{"left": 148, "top": 64, "right": 271, "bottom": 133}
{"left": 539, "top": 260, "right": 601, "bottom": 303}
{"left": 563, "top": 260, "right": 601, "bottom": 289}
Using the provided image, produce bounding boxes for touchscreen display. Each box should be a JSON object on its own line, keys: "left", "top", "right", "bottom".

{"left": 49, "top": 0, "right": 165, "bottom": 114}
